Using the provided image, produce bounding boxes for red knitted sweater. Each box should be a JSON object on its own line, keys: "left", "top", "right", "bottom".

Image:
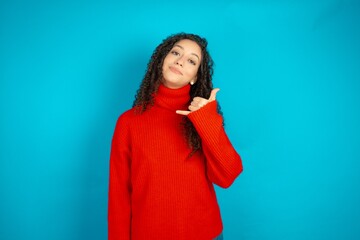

{"left": 108, "top": 83, "right": 243, "bottom": 240}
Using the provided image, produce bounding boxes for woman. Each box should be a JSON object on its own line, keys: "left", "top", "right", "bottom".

{"left": 108, "top": 33, "right": 243, "bottom": 240}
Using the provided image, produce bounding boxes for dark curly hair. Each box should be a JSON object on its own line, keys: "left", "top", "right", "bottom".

{"left": 133, "top": 32, "right": 223, "bottom": 155}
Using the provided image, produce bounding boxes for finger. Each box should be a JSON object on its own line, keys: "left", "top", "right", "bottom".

{"left": 188, "top": 105, "right": 200, "bottom": 111}
{"left": 191, "top": 99, "right": 207, "bottom": 107}
{"left": 176, "top": 110, "right": 190, "bottom": 116}
{"left": 208, "top": 88, "right": 220, "bottom": 101}
{"left": 192, "top": 97, "right": 204, "bottom": 103}
{"left": 198, "top": 99, "right": 208, "bottom": 107}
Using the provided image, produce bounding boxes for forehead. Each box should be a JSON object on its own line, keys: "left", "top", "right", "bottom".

{"left": 173, "top": 39, "right": 202, "bottom": 56}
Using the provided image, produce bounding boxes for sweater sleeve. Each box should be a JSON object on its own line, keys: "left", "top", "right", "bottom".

{"left": 108, "top": 113, "right": 132, "bottom": 240}
{"left": 187, "top": 101, "right": 243, "bottom": 188}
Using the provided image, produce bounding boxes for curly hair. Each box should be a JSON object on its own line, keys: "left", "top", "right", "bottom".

{"left": 133, "top": 32, "right": 223, "bottom": 155}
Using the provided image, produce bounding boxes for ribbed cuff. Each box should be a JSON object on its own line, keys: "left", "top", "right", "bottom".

{"left": 187, "top": 101, "right": 223, "bottom": 141}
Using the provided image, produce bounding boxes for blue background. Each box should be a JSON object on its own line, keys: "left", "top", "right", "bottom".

{"left": 1, "top": 0, "right": 359, "bottom": 239}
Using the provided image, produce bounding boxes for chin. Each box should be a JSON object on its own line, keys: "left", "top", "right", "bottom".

{"left": 163, "top": 80, "right": 186, "bottom": 89}
{"left": 163, "top": 75, "right": 180, "bottom": 85}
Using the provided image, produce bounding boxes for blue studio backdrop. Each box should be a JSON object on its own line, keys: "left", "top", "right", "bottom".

{"left": 1, "top": 0, "right": 359, "bottom": 239}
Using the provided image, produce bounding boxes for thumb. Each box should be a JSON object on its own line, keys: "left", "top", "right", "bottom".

{"left": 209, "top": 88, "right": 220, "bottom": 101}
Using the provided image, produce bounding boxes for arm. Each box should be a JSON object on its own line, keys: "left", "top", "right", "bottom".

{"left": 188, "top": 101, "right": 243, "bottom": 188}
{"left": 108, "top": 114, "right": 132, "bottom": 240}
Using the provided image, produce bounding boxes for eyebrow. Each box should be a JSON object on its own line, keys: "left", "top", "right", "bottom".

{"left": 174, "top": 44, "right": 200, "bottom": 61}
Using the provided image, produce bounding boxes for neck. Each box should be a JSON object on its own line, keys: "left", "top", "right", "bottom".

{"left": 153, "top": 83, "right": 191, "bottom": 111}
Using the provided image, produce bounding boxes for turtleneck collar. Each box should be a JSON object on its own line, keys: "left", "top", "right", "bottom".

{"left": 154, "top": 83, "right": 191, "bottom": 111}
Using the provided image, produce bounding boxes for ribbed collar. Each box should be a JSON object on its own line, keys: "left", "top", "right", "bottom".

{"left": 154, "top": 83, "right": 191, "bottom": 111}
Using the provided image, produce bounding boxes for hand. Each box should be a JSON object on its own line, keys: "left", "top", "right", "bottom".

{"left": 176, "top": 88, "right": 220, "bottom": 116}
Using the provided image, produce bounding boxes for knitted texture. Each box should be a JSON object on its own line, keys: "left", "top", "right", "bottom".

{"left": 108, "top": 83, "right": 243, "bottom": 240}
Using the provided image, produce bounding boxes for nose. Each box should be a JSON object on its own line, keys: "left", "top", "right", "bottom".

{"left": 175, "top": 56, "right": 184, "bottom": 67}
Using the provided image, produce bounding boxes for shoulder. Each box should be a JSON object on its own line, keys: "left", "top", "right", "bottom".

{"left": 119, "top": 107, "right": 136, "bottom": 119}
{"left": 114, "top": 105, "right": 153, "bottom": 133}
{"left": 112, "top": 108, "right": 137, "bottom": 138}
{"left": 116, "top": 108, "right": 136, "bottom": 126}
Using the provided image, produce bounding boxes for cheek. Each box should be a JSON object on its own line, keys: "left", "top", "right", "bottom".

{"left": 186, "top": 66, "right": 199, "bottom": 78}
{"left": 163, "top": 54, "right": 174, "bottom": 64}
{"left": 162, "top": 57, "right": 168, "bottom": 67}
{"left": 162, "top": 57, "right": 170, "bottom": 72}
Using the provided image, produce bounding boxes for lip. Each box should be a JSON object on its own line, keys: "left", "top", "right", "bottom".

{"left": 169, "top": 66, "right": 183, "bottom": 75}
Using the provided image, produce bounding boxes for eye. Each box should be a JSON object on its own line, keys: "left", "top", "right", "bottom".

{"left": 188, "top": 59, "right": 196, "bottom": 65}
{"left": 171, "top": 50, "right": 180, "bottom": 56}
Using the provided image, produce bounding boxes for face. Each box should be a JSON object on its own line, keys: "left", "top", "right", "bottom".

{"left": 161, "top": 39, "right": 202, "bottom": 89}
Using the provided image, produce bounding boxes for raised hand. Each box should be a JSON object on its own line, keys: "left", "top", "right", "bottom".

{"left": 176, "top": 88, "right": 220, "bottom": 116}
